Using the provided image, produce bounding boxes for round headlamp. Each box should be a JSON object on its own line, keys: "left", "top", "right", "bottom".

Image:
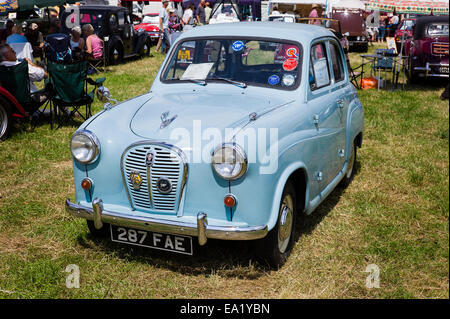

{"left": 70, "top": 130, "right": 100, "bottom": 164}
{"left": 211, "top": 143, "right": 247, "bottom": 180}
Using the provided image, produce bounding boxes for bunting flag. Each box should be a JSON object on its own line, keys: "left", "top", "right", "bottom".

{"left": 366, "top": 0, "right": 449, "bottom": 15}
{"left": 0, "top": 0, "right": 19, "bottom": 13}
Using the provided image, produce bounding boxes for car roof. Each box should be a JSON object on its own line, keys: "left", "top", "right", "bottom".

{"left": 414, "top": 15, "right": 449, "bottom": 39}
{"left": 177, "top": 22, "right": 334, "bottom": 44}
{"left": 76, "top": 5, "right": 127, "bottom": 12}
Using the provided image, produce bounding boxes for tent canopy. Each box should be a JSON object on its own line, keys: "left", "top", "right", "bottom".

{"left": 329, "top": 0, "right": 365, "bottom": 10}
{"left": 1, "top": 0, "right": 76, "bottom": 13}
{"left": 268, "top": 0, "right": 326, "bottom": 4}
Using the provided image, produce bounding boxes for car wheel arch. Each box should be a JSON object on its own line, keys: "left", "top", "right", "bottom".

{"left": 266, "top": 162, "right": 310, "bottom": 232}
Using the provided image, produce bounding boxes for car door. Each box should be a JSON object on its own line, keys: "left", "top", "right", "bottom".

{"left": 118, "top": 10, "right": 133, "bottom": 56}
{"left": 306, "top": 39, "right": 345, "bottom": 191}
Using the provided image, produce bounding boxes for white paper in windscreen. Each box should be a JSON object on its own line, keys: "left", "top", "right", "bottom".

{"left": 180, "top": 63, "right": 214, "bottom": 80}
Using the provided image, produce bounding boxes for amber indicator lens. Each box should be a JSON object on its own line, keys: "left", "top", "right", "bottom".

{"left": 224, "top": 194, "right": 236, "bottom": 207}
{"left": 81, "top": 178, "right": 92, "bottom": 190}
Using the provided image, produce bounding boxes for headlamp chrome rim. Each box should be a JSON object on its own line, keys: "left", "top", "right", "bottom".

{"left": 70, "top": 129, "right": 101, "bottom": 164}
{"left": 211, "top": 143, "right": 248, "bottom": 181}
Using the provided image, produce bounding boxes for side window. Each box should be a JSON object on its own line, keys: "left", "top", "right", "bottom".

{"left": 309, "top": 42, "right": 330, "bottom": 90}
{"left": 118, "top": 11, "right": 125, "bottom": 25}
{"left": 329, "top": 42, "right": 345, "bottom": 83}
{"left": 109, "top": 13, "right": 118, "bottom": 28}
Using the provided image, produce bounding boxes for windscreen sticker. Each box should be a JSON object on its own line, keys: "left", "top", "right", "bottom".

{"left": 283, "top": 58, "right": 298, "bottom": 71}
{"left": 268, "top": 75, "right": 280, "bottom": 85}
{"left": 285, "top": 47, "right": 299, "bottom": 58}
{"left": 232, "top": 41, "right": 245, "bottom": 52}
{"left": 282, "top": 74, "right": 295, "bottom": 86}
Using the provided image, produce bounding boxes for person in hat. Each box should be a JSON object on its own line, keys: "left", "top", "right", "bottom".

{"left": 308, "top": 4, "right": 321, "bottom": 25}
{"left": 25, "top": 23, "right": 45, "bottom": 58}
{"left": 157, "top": 0, "right": 170, "bottom": 53}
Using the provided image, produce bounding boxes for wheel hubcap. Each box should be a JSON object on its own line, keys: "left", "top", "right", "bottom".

{"left": 346, "top": 146, "right": 355, "bottom": 179}
{"left": 0, "top": 106, "right": 7, "bottom": 138}
{"left": 278, "top": 194, "right": 293, "bottom": 254}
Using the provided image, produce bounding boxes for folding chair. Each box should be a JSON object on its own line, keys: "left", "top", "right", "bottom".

{"left": 45, "top": 33, "right": 72, "bottom": 64}
{"left": 47, "top": 61, "right": 105, "bottom": 128}
{"left": 0, "top": 60, "right": 51, "bottom": 125}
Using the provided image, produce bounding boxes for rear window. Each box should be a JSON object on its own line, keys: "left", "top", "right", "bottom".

{"left": 427, "top": 23, "right": 449, "bottom": 36}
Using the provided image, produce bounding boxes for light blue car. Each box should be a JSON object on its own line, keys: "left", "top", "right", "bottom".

{"left": 66, "top": 22, "right": 364, "bottom": 268}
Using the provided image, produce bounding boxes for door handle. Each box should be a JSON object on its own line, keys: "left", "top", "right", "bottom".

{"left": 337, "top": 99, "right": 345, "bottom": 109}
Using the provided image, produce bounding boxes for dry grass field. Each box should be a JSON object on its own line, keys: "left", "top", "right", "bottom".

{"left": 0, "top": 43, "right": 448, "bottom": 299}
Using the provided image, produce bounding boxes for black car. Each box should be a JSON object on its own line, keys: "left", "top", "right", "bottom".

{"left": 60, "top": 5, "right": 151, "bottom": 65}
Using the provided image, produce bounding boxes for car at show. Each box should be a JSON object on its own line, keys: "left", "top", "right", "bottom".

{"left": 331, "top": 7, "right": 368, "bottom": 52}
{"left": 405, "top": 15, "right": 449, "bottom": 82}
{"left": 66, "top": 22, "right": 364, "bottom": 268}
{"left": 395, "top": 18, "right": 416, "bottom": 53}
{"left": 133, "top": 13, "right": 161, "bottom": 45}
{"left": 60, "top": 5, "right": 151, "bottom": 65}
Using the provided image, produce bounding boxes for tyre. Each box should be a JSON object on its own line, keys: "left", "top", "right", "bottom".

{"left": 141, "top": 39, "right": 151, "bottom": 57}
{"left": 257, "top": 181, "right": 296, "bottom": 268}
{"left": 0, "top": 96, "right": 12, "bottom": 141}
{"left": 339, "top": 141, "right": 357, "bottom": 188}
{"left": 361, "top": 42, "right": 369, "bottom": 53}
{"left": 407, "top": 57, "right": 420, "bottom": 84}
{"left": 86, "top": 220, "right": 110, "bottom": 238}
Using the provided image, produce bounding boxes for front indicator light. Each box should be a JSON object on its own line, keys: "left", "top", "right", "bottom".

{"left": 224, "top": 194, "right": 237, "bottom": 207}
{"left": 81, "top": 178, "right": 93, "bottom": 190}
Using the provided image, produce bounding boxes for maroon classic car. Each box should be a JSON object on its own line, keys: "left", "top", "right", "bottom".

{"left": 406, "top": 15, "right": 449, "bottom": 83}
{"left": 134, "top": 13, "right": 161, "bottom": 44}
{"left": 331, "top": 8, "right": 368, "bottom": 52}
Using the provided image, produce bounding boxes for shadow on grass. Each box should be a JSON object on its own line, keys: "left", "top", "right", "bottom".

{"left": 75, "top": 162, "right": 362, "bottom": 279}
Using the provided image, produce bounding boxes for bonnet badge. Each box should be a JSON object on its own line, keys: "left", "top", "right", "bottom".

{"left": 160, "top": 111, "right": 177, "bottom": 129}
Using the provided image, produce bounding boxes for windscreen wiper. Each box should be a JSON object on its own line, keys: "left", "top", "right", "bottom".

{"left": 208, "top": 77, "right": 247, "bottom": 88}
{"left": 173, "top": 78, "right": 207, "bottom": 86}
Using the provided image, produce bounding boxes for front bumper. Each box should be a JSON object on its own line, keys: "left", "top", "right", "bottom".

{"left": 66, "top": 198, "right": 268, "bottom": 245}
{"left": 414, "top": 62, "right": 449, "bottom": 78}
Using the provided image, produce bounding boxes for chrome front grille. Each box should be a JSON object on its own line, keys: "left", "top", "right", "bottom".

{"left": 432, "top": 42, "right": 449, "bottom": 56}
{"left": 122, "top": 143, "right": 187, "bottom": 213}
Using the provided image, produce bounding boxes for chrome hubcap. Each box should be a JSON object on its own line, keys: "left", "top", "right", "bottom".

{"left": 346, "top": 146, "right": 355, "bottom": 179}
{"left": 0, "top": 105, "right": 7, "bottom": 138}
{"left": 278, "top": 194, "right": 293, "bottom": 254}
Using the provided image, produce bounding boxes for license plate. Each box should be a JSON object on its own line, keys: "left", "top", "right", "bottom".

{"left": 178, "top": 50, "right": 191, "bottom": 62}
{"left": 110, "top": 225, "right": 193, "bottom": 255}
{"left": 439, "top": 66, "right": 449, "bottom": 74}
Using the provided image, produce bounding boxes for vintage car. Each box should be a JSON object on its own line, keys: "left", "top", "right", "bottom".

{"left": 66, "top": 22, "right": 364, "bottom": 268}
{"left": 405, "top": 15, "right": 449, "bottom": 83}
{"left": 209, "top": 3, "right": 240, "bottom": 24}
{"left": 60, "top": 5, "right": 151, "bottom": 65}
{"left": 134, "top": 13, "right": 161, "bottom": 45}
{"left": 331, "top": 8, "right": 368, "bottom": 52}
{"left": 395, "top": 18, "right": 416, "bottom": 53}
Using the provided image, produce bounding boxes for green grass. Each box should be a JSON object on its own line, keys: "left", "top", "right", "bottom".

{"left": 0, "top": 45, "right": 448, "bottom": 299}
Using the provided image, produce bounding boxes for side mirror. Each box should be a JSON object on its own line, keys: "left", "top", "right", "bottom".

{"left": 96, "top": 86, "right": 118, "bottom": 110}
{"left": 344, "top": 32, "right": 350, "bottom": 37}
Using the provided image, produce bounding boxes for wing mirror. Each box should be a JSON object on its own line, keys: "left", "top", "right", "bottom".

{"left": 344, "top": 32, "right": 350, "bottom": 37}
{"left": 97, "top": 86, "right": 118, "bottom": 110}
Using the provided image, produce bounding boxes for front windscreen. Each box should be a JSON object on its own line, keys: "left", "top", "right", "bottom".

{"left": 162, "top": 38, "right": 302, "bottom": 90}
{"left": 142, "top": 15, "right": 160, "bottom": 24}
{"left": 427, "top": 23, "right": 449, "bottom": 36}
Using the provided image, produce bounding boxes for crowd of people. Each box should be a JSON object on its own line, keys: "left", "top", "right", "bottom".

{"left": 366, "top": 11, "right": 401, "bottom": 43}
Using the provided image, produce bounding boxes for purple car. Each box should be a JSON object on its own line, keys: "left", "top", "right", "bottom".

{"left": 406, "top": 15, "right": 449, "bottom": 83}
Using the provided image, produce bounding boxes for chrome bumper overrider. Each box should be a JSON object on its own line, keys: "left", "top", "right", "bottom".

{"left": 65, "top": 198, "right": 268, "bottom": 245}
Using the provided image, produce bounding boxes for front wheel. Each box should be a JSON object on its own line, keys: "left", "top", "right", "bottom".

{"left": 0, "top": 96, "right": 12, "bottom": 141}
{"left": 256, "top": 181, "right": 296, "bottom": 268}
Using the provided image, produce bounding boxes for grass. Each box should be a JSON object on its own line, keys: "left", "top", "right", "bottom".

{"left": 0, "top": 44, "right": 448, "bottom": 299}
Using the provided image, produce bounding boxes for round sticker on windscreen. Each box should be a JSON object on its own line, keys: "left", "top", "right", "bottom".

{"left": 283, "top": 58, "right": 298, "bottom": 71}
{"left": 268, "top": 75, "right": 280, "bottom": 85}
{"left": 232, "top": 41, "right": 245, "bottom": 51}
{"left": 282, "top": 74, "right": 295, "bottom": 87}
{"left": 285, "top": 47, "right": 299, "bottom": 58}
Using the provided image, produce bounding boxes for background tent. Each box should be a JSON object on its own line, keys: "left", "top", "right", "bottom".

{"left": 1, "top": 0, "right": 77, "bottom": 13}
{"left": 365, "top": 0, "right": 449, "bottom": 15}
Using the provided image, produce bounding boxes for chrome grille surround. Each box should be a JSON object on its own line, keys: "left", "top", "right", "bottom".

{"left": 121, "top": 142, "right": 188, "bottom": 214}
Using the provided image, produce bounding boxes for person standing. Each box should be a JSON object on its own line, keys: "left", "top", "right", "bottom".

{"left": 158, "top": 0, "right": 170, "bottom": 54}
{"left": 196, "top": 0, "right": 206, "bottom": 26}
{"left": 308, "top": 4, "right": 321, "bottom": 25}
{"left": 205, "top": 2, "right": 212, "bottom": 24}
